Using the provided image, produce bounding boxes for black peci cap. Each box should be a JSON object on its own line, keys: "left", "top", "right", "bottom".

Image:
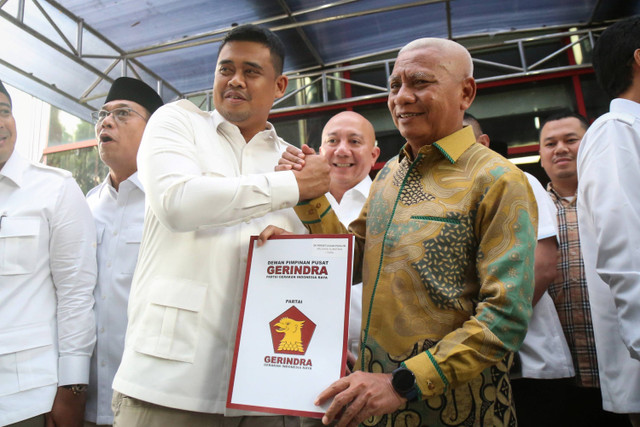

{"left": 105, "top": 77, "right": 163, "bottom": 114}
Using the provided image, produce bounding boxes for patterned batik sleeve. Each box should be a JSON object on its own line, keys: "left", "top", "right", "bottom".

{"left": 404, "top": 169, "right": 538, "bottom": 397}
{"left": 294, "top": 195, "right": 367, "bottom": 284}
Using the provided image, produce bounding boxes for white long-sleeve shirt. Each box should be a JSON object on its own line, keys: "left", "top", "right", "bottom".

{"left": 577, "top": 97, "right": 640, "bottom": 413}
{"left": 0, "top": 151, "right": 97, "bottom": 426}
{"left": 113, "top": 100, "right": 307, "bottom": 414}
{"left": 85, "top": 173, "right": 145, "bottom": 425}
{"left": 326, "top": 176, "right": 371, "bottom": 354}
{"left": 514, "top": 173, "right": 574, "bottom": 380}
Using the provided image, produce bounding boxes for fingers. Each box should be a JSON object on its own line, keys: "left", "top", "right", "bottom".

{"left": 335, "top": 393, "right": 367, "bottom": 427}
{"left": 301, "top": 144, "right": 316, "bottom": 155}
{"left": 256, "top": 225, "right": 287, "bottom": 247}
{"left": 316, "top": 379, "right": 354, "bottom": 424}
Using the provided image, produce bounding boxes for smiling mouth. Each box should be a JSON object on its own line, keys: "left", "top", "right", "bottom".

{"left": 225, "top": 91, "right": 247, "bottom": 101}
{"left": 397, "top": 112, "right": 422, "bottom": 119}
{"left": 333, "top": 163, "right": 353, "bottom": 168}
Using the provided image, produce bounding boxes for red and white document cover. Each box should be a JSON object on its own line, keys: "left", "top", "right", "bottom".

{"left": 227, "top": 234, "right": 354, "bottom": 417}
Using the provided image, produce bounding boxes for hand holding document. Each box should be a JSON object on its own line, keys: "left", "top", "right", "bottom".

{"left": 227, "top": 234, "right": 353, "bottom": 417}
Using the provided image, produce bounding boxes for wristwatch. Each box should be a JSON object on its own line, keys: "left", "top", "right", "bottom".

{"left": 391, "top": 367, "right": 419, "bottom": 402}
{"left": 62, "top": 384, "right": 88, "bottom": 395}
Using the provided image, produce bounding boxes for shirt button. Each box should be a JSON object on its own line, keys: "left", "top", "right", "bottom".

{"left": 101, "top": 361, "right": 106, "bottom": 367}
{"left": 113, "top": 231, "right": 118, "bottom": 236}
{"left": 107, "top": 262, "right": 112, "bottom": 268}
{"left": 101, "top": 295, "right": 106, "bottom": 300}
{"left": 100, "top": 327, "right": 105, "bottom": 333}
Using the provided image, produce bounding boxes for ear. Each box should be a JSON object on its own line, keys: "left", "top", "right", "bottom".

{"left": 477, "top": 134, "right": 490, "bottom": 148}
{"left": 634, "top": 49, "right": 640, "bottom": 67}
{"left": 371, "top": 146, "right": 381, "bottom": 165}
{"left": 460, "top": 77, "right": 477, "bottom": 110}
{"left": 274, "top": 75, "right": 288, "bottom": 99}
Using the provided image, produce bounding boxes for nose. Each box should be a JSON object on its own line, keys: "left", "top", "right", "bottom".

{"left": 334, "top": 140, "right": 350, "bottom": 156}
{"left": 555, "top": 141, "right": 569, "bottom": 154}
{"left": 228, "top": 71, "right": 246, "bottom": 88}
{"left": 99, "top": 112, "right": 116, "bottom": 128}
{"left": 394, "top": 86, "right": 415, "bottom": 106}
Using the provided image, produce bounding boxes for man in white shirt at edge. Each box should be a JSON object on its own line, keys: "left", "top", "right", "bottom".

{"left": 0, "top": 80, "right": 97, "bottom": 427}
{"left": 577, "top": 17, "right": 640, "bottom": 426}
{"left": 111, "top": 24, "right": 330, "bottom": 427}
{"left": 463, "top": 113, "right": 574, "bottom": 427}
{"left": 84, "top": 77, "right": 163, "bottom": 426}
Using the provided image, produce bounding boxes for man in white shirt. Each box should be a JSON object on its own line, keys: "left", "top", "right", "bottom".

{"left": 0, "top": 80, "right": 97, "bottom": 427}
{"left": 84, "top": 77, "right": 163, "bottom": 426}
{"left": 319, "top": 111, "right": 380, "bottom": 360}
{"left": 111, "top": 24, "right": 330, "bottom": 427}
{"left": 464, "top": 113, "right": 574, "bottom": 427}
{"left": 577, "top": 17, "right": 640, "bottom": 426}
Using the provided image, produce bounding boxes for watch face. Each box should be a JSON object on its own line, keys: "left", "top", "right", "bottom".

{"left": 392, "top": 367, "right": 415, "bottom": 393}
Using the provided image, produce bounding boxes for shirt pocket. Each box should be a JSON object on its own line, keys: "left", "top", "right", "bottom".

{"left": 0, "top": 217, "right": 41, "bottom": 276}
{"left": 133, "top": 277, "right": 207, "bottom": 363}
{"left": 121, "top": 225, "right": 143, "bottom": 275}
{"left": 96, "top": 223, "right": 105, "bottom": 245}
{"left": 0, "top": 322, "right": 57, "bottom": 396}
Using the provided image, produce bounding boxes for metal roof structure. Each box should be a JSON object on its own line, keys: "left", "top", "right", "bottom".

{"left": 1, "top": 0, "right": 638, "bottom": 122}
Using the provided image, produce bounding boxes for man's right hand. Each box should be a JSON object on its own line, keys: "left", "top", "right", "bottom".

{"left": 293, "top": 151, "right": 330, "bottom": 201}
{"left": 276, "top": 144, "right": 316, "bottom": 171}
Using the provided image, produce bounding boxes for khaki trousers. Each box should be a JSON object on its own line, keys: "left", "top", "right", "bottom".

{"left": 6, "top": 415, "right": 45, "bottom": 427}
{"left": 112, "top": 392, "right": 300, "bottom": 427}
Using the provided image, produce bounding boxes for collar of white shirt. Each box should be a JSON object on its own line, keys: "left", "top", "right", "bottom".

{"left": 0, "top": 150, "right": 28, "bottom": 187}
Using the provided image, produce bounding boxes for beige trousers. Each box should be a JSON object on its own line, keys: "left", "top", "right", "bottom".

{"left": 112, "top": 392, "right": 301, "bottom": 427}
{"left": 6, "top": 415, "right": 45, "bottom": 427}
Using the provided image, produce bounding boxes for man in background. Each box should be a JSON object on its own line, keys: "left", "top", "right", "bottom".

{"left": 577, "top": 17, "right": 640, "bottom": 425}
{"left": 85, "top": 77, "right": 163, "bottom": 426}
{"left": 319, "top": 111, "right": 380, "bottom": 358}
{"left": 464, "top": 112, "right": 574, "bottom": 427}
{"left": 539, "top": 112, "right": 629, "bottom": 426}
{"left": 0, "top": 80, "right": 97, "bottom": 427}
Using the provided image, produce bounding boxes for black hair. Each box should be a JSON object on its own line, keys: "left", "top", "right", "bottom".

{"left": 540, "top": 111, "right": 589, "bottom": 136}
{"left": 218, "top": 24, "right": 285, "bottom": 75}
{"left": 593, "top": 17, "right": 640, "bottom": 99}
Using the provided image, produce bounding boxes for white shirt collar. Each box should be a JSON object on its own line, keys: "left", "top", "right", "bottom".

{"left": 611, "top": 98, "right": 640, "bottom": 118}
{"left": 212, "top": 109, "right": 278, "bottom": 143}
{"left": 0, "top": 150, "right": 28, "bottom": 187}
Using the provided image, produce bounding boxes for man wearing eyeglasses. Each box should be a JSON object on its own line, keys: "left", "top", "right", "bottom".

{"left": 0, "top": 80, "right": 97, "bottom": 427}
{"left": 84, "top": 77, "right": 163, "bottom": 427}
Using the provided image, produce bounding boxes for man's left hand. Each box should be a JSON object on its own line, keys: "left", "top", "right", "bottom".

{"left": 45, "top": 386, "right": 86, "bottom": 427}
{"left": 315, "top": 371, "right": 406, "bottom": 427}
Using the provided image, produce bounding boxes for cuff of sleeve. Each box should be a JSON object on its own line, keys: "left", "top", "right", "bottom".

{"left": 266, "top": 170, "right": 300, "bottom": 211}
{"left": 294, "top": 196, "right": 332, "bottom": 224}
{"left": 58, "top": 355, "right": 90, "bottom": 386}
{"left": 404, "top": 350, "right": 449, "bottom": 398}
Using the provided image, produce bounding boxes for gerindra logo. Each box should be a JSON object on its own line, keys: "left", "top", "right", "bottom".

{"left": 269, "top": 306, "right": 316, "bottom": 356}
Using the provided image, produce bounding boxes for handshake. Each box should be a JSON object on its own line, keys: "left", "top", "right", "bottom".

{"left": 276, "top": 144, "right": 331, "bottom": 202}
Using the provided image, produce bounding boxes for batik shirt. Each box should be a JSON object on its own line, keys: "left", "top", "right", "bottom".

{"left": 546, "top": 184, "right": 599, "bottom": 388}
{"left": 295, "top": 126, "right": 537, "bottom": 427}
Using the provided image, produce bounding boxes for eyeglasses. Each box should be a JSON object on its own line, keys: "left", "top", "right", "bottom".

{"left": 91, "top": 107, "right": 147, "bottom": 125}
